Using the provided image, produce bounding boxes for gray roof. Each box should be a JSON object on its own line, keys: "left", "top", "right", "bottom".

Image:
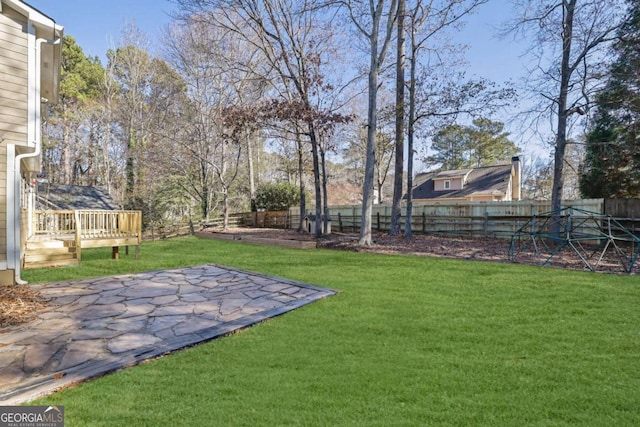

{"left": 36, "top": 183, "right": 120, "bottom": 210}
{"left": 434, "top": 169, "right": 472, "bottom": 179}
{"left": 410, "top": 164, "right": 512, "bottom": 200}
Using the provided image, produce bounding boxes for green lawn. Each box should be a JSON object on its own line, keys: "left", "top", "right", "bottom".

{"left": 25, "top": 237, "right": 640, "bottom": 426}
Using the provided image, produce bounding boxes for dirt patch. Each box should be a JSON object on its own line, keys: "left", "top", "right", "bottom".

{"left": 204, "top": 227, "right": 640, "bottom": 274}
{"left": 205, "top": 227, "right": 514, "bottom": 262}
{"left": 0, "top": 285, "right": 48, "bottom": 330}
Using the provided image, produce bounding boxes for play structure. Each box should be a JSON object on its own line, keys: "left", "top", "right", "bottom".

{"left": 509, "top": 207, "right": 640, "bottom": 273}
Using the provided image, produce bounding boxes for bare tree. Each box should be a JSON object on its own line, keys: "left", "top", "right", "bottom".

{"left": 389, "top": 0, "right": 406, "bottom": 235}
{"left": 174, "top": 0, "right": 343, "bottom": 237}
{"left": 404, "top": 0, "right": 500, "bottom": 237}
{"left": 506, "top": 0, "right": 627, "bottom": 216}
{"left": 107, "top": 24, "right": 162, "bottom": 210}
{"left": 162, "top": 19, "right": 254, "bottom": 222}
{"left": 341, "top": 0, "right": 398, "bottom": 245}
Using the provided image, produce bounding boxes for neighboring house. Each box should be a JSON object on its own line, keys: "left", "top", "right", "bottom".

{"left": 409, "top": 156, "right": 522, "bottom": 202}
{"left": 36, "top": 183, "right": 120, "bottom": 210}
{"left": 0, "top": 0, "right": 63, "bottom": 284}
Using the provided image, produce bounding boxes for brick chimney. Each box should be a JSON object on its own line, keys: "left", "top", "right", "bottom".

{"left": 511, "top": 156, "right": 521, "bottom": 201}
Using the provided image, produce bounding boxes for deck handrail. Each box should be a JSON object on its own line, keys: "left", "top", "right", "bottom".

{"left": 32, "top": 209, "right": 142, "bottom": 242}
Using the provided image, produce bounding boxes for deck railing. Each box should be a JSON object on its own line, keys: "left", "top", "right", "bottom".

{"left": 33, "top": 210, "right": 141, "bottom": 238}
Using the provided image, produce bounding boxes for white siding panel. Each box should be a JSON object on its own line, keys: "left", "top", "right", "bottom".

{"left": 0, "top": 115, "right": 28, "bottom": 134}
{"left": 0, "top": 4, "right": 29, "bottom": 149}
{"left": 0, "top": 71, "right": 27, "bottom": 87}
{"left": 0, "top": 55, "right": 29, "bottom": 74}
{"left": 0, "top": 86, "right": 27, "bottom": 101}
{"left": 0, "top": 129, "right": 27, "bottom": 145}
{"left": 0, "top": 143, "right": 6, "bottom": 258}
{"left": 0, "top": 80, "right": 28, "bottom": 96}
{"left": 0, "top": 44, "right": 28, "bottom": 63}
{"left": 0, "top": 25, "right": 27, "bottom": 43}
{"left": 0, "top": 97, "right": 26, "bottom": 111}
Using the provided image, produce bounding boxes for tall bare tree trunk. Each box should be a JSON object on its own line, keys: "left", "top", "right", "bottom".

{"left": 357, "top": 0, "right": 397, "bottom": 246}
{"left": 296, "top": 136, "right": 306, "bottom": 232}
{"left": 62, "top": 122, "right": 72, "bottom": 184}
{"left": 321, "top": 146, "right": 329, "bottom": 234}
{"left": 360, "top": 48, "right": 380, "bottom": 246}
{"left": 390, "top": 0, "right": 406, "bottom": 236}
{"left": 551, "top": 0, "right": 576, "bottom": 220}
{"left": 247, "top": 130, "right": 256, "bottom": 212}
{"left": 309, "top": 123, "right": 323, "bottom": 237}
{"left": 125, "top": 123, "right": 137, "bottom": 209}
{"left": 405, "top": 24, "right": 417, "bottom": 238}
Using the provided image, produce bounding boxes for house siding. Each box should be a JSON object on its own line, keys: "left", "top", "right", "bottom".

{"left": 434, "top": 178, "right": 463, "bottom": 191}
{"left": 0, "top": 144, "right": 6, "bottom": 261}
{"left": 0, "top": 4, "right": 29, "bottom": 148}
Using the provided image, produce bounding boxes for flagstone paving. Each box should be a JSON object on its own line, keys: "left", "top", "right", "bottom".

{"left": 0, "top": 264, "right": 335, "bottom": 404}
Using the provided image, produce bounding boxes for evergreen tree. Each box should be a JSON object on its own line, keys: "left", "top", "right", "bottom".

{"left": 426, "top": 125, "right": 469, "bottom": 170}
{"left": 43, "top": 35, "right": 105, "bottom": 185}
{"left": 425, "top": 119, "right": 520, "bottom": 170}
{"left": 468, "top": 118, "right": 517, "bottom": 168}
{"left": 580, "top": 0, "right": 640, "bottom": 198}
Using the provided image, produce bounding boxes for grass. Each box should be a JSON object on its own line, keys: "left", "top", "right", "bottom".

{"left": 24, "top": 236, "right": 640, "bottom": 426}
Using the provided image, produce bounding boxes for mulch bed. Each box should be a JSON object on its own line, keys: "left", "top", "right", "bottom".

{"left": 0, "top": 285, "right": 48, "bottom": 330}
{"left": 208, "top": 227, "right": 640, "bottom": 274}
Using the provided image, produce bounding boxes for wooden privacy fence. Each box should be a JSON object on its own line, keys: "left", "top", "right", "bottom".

{"left": 332, "top": 211, "right": 544, "bottom": 238}
{"left": 289, "top": 199, "right": 614, "bottom": 239}
{"left": 201, "top": 211, "right": 291, "bottom": 229}
{"left": 604, "top": 199, "right": 640, "bottom": 235}
{"left": 200, "top": 199, "right": 640, "bottom": 239}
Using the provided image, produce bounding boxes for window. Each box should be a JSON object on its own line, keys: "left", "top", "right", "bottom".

{"left": 444, "top": 180, "right": 451, "bottom": 189}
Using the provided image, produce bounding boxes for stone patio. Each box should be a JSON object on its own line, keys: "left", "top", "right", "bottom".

{"left": 0, "top": 264, "right": 335, "bottom": 404}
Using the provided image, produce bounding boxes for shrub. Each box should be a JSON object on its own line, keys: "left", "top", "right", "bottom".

{"left": 255, "top": 182, "right": 300, "bottom": 211}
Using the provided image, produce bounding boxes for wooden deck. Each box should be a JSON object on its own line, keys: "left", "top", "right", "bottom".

{"left": 23, "top": 210, "right": 142, "bottom": 269}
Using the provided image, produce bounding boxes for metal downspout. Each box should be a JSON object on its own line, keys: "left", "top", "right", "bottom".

{"left": 11, "top": 36, "right": 61, "bottom": 285}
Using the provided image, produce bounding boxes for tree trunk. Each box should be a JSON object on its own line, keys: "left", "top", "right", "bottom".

{"left": 125, "top": 123, "right": 137, "bottom": 209}
{"left": 390, "top": 0, "right": 406, "bottom": 236}
{"left": 359, "top": 30, "right": 381, "bottom": 246}
{"left": 405, "top": 33, "right": 417, "bottom": 239}
{"left": 297, "top": 137, "right": 306, "bottom": 232}
{"left": 551, "top": 0, "right": 576, "bottom": 233}
{"left": 201, "top": 183, "right": 210, "bottom": 221}
{"left": 222, "top": 187, "right": 229, "bottom": 230}
{"left": 62, "top": 121, "right": 72, "bottom": 184}
{"left": 321, "top": 147, "right": 329, "bottom": 234}
{"left": 247, "top": 130, "right": 256, "bottom": 211}
{"left": 308, "top": 123, "right": 323, "bottom": 237}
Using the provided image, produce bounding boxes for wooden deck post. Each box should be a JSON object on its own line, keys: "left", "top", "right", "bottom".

{"left": 112, "top": 246, "right": 119, "bottom": 259}
{"left": 74, "top": 210, "right": 82, "bottom": 262}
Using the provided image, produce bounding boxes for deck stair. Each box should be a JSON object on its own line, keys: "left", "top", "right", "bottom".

{"left": 24, "top": 238, "right": 79, "bottom": 269}
{"left": 22, "top": 209, "right": 142, "bottom": 269}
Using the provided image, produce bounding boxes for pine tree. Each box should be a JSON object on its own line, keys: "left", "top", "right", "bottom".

{"left": 580, "top": 0, "right": 640, "bottom": 198}
{"left": 425, "top": 119, "right": 520, "bottom": 170}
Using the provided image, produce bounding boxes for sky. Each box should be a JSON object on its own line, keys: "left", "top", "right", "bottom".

{"left": 26, "top": 0, "right": 528, "bottom": 82}
{"left": 25, "top": 0, "right": 541, "bottom": 158}
{"left": 26, "top": 0, "right": 175, "bottom": 59}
